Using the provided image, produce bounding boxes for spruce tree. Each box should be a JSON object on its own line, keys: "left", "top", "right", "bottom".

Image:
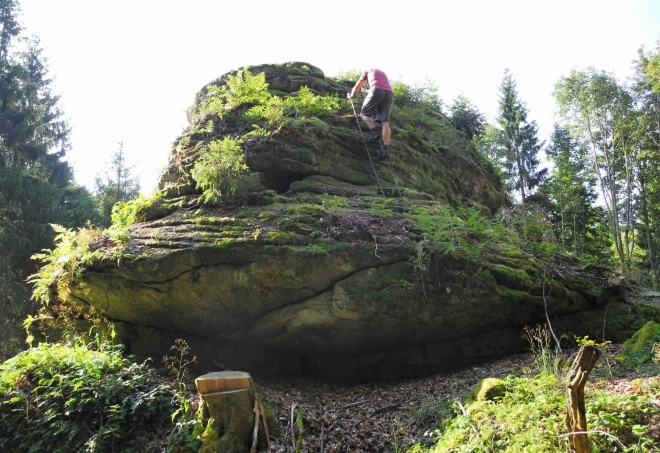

{"left": 493, "top": 70, "right": 547, "bottom": 207}
{"left": 94, "top": 141, "right": 141, "bottom": 227}
{"left": 0, "top": 0, "right": 95, "bottom": 359}
{"left": 0, "top": 0, "right": 20, "bottom": 66}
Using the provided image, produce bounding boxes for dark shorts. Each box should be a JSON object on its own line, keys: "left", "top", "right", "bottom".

{"left": 361, "top": 88, "right": 393, "bottom": 122}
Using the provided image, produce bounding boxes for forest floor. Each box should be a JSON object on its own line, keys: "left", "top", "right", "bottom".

{"left": 252, "top": 343, "right": 658, "bottom": 453}
{"left": 255, "top": 353, "right": 532, "bottom": 453}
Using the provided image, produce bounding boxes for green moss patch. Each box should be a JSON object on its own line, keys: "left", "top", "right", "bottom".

{"left": 467, "top": 377, "right": 506, "bottom": 404}
{"left": 619, "top": 321, "right": 660, "bottom": 365}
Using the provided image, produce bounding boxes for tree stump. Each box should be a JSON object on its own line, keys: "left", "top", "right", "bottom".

{"left": 565, "top": 345, "right": 601, "bottom": 453}
{"left": 195, "top": 371, "right": 258, "bottom": 453}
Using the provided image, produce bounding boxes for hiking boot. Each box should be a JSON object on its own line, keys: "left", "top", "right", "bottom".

{"left": 375, "top": 144, "right": 389, "bottom": 160}
{"left": 366, "top": 128, "right": 380, "bottom": 143}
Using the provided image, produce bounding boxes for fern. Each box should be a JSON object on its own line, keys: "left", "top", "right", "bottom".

{"left": 285, "top": 86, "right": 340, "bottom": 117}
{"left": 199, "top": 70, "right": 271, "bottom": 118}
{"left": 408, "top": 205, "right": 511, "bottom": 262}
{"left": 224, "top": 69, "right": 270, "bottom": 108}
{"left": 28, "top": 225, "right": 122, "bottom": 306}
{"left": 112, "top": 192, "right": 164, "bottom": 228}
{"left": 199, "top": 86, "right": 227, "bottom": 119}
{"left": 191, "top": 137, "right": 248, "bottom": 202}
{"left": 242, "top": 125, "right": 271, "bottom": 139}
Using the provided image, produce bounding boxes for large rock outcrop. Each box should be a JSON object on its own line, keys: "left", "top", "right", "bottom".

{"left": 61, "top": 63, "right": 643, "bottom": 381}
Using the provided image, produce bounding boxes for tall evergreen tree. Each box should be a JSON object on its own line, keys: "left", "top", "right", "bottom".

{"left": 0, "top": 0, "right": 96, "bottom": 359}
{"left": 94, "top": 141, "right": 140, "bottom": 227}
{"left": 0, "top": 0, "right": 20, "bottom": 66}
{"left": 485, "top": 70, "right": 546, "bottom": 207}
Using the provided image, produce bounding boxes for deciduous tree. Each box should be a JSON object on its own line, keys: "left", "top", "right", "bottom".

{"left": 555, "top": 68, "right": 637, "bottom": 272}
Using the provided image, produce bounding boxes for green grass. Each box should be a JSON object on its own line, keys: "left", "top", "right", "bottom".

{"left": 408, "top": 343, "right": 660, "bottom": 453}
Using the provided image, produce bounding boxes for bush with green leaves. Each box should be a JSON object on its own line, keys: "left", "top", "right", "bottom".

{"left": 190, "top": 137, "right": 249, "bottom": 203}
{"left": 0, "top": 341, "right": 181, "bottom": 453}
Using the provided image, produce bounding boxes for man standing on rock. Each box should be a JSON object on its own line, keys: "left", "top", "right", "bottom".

{"left": 348, "top": 69, "right": 393, "bottom": 161}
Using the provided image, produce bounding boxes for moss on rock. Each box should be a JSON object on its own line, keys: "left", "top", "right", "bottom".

{"left": 619, "top": 321, "right": 660, "bottom": 364}
{"left": 468, "top": 378, "right": 507, "bottom": 404}
{"left": 44, "top": 62, "right": 633, "bottom": 381}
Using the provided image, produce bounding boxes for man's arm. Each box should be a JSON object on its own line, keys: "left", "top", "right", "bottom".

{"left": 348, "top": 71, "right": 368, "bottom": 99}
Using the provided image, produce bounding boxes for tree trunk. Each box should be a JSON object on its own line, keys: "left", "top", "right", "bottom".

{"left": 639, "top": 174, "right": 657, "bottom": 289}
{"left": 195, "top": 371, "right": 274, "bottom": 453}
{"left": 565, "top": 345, "right": 601, "bottom": 453}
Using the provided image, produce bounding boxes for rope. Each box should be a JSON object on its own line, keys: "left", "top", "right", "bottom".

{"left": 348, "top": 97, "right": 402, "bottom": 199}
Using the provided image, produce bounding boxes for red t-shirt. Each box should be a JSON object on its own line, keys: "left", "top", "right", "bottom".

{"left": 360, "top": 69, "right": 392, "bottom": 92}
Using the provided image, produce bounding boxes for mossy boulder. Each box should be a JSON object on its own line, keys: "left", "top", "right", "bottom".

{"left": 54, "top": 62, "right": 650, "bottom": 381}
{"left": 618, "top": 321, "right": 660, "bottom": 365}
{"left": 468, "top": 378, "right": 507, "bottom": 404}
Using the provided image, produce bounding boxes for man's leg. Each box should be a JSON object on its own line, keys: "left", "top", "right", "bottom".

{"left": 360, "top": 113, "right": 375, "bottom": 130}
{"left": 361, "top": 90, "right": 388, "bottom": 142}
{"left": 382, "top": 122, "right": 391, "bottom": 145}
{"left": 376, "top": 122, "right": 391, "bottom": 159}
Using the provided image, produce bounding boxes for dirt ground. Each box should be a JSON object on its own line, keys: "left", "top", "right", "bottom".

{"left": 252, "top": 341, "right": 659, "bottom": 453}
{"left": 254, "top": 353, "right": 534, "bottom": 453}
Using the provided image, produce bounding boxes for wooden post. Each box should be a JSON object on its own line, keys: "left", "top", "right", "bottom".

{"left": 565, "top": 345, "right": 600, "bottom": 453}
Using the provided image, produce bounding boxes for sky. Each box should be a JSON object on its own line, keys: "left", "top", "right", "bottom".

{"left": 19, "top": 0, "right": 660, "bottom": 193}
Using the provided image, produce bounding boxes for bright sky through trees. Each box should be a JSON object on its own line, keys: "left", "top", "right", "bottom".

{"left": 20, "top": 0, "right": 660, "bottom": 192}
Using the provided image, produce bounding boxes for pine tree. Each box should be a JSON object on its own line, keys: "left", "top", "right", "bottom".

{"left": 489, "top": 70, "right": 547, "bottom": 207}
{"left": 94, "top": 141, "right": 141, "bottom": 227}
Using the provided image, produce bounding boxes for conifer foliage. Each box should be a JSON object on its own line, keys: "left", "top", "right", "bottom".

{"left": 480, "top": 70, "right": 547, "bottom": 206}
{"left": 494, "top": 70, "right": 546, "bottom": 206}
{"left": 0, "top": 0, "right": 94, "bottom": 358}
{"left": 448, "top": 94, "right": 485, "bottom": 140}
{"left": 93, "top": 141, "right": 140, "bottom": 227}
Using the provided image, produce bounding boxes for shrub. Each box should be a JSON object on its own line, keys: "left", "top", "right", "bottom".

{"left": 0, "top": 342, "right": 180, "bottom": 453}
